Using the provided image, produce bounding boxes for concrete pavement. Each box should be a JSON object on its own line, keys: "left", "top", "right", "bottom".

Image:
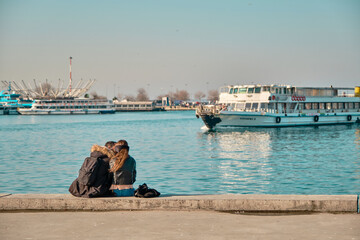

{"left": 1, "top": 194, "right": 359, "bottom": 239}
{"left": 1, "top": 211, "right": 359, "bottom": 240}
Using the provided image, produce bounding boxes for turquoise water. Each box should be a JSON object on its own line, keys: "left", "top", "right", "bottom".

{"left": 0, "top": 111, "right": 359, "bottom": 195}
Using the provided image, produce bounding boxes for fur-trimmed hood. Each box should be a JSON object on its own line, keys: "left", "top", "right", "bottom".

{"left": 91, "top": 144, "right": 115, "bottom": 159}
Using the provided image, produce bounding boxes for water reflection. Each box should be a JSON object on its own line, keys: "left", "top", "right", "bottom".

{"left": 356, "top": 128, "right": 360, "bottom": 150}
{"left": 197, "top": 129, "right": 273, "bottom": 193}
{"left": 197, "top": 125, "right": 360, "bottom": 194}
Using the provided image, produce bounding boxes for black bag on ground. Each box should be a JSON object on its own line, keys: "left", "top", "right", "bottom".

{"left": 134, "top": 183, "right": 160, "bottom": 198}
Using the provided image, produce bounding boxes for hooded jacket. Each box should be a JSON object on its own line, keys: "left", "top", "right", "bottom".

{"left": 69, "top": 145, "right": 115, "bottom": 198}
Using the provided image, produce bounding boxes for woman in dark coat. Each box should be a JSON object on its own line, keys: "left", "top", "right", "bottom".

{"left": 109, "top": 140, "right": 137, "bottom": 197}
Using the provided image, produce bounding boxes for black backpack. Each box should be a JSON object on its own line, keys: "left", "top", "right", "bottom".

{"left": 77, "top": 157, "right": 100, "bottom": 186}
{"left": 134, "top": 183, "right": 160, "bottom": 198}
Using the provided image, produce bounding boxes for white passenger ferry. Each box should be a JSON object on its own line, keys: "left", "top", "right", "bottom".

{"left": 18, "top": 98, "right": 115, "bottom": 115}
{"left": 196, "top": 84, "right": 360, "bottom": 129}
{"left": 113, "top": 100, "right": 165, "bottom": 112}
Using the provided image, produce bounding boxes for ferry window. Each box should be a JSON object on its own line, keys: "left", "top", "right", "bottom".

{"left": 298, "top": 103, "right": 304, "bottom": 110}
{"left": 135, "top": 105, "right": 139, "bottom": 107}
{"left": 260, "top": 103, "right": 266, "bottom": 109}
{"left": 245, "top": 103, "right": 251, "bottom": 109}
{"left": 221, "top": 87, "right": 229, "bottom": 93}
{"left": 252, "top": 103, "right": 259, "bottom": 110}
{"left": 326, "top": 103, "right": 331, "bottom": 110}
{"left": 233, "top": 88, "right": 238, "bottom": 94}
{"left": 268, "top": 103, "right": 274, "bottom": 109}
{"left": 254, "top": 87, "right": 261, "bottom": 93}
{"left": 312, "top": 103, "right": 319, "bottom": 109}
{"left": 229, "top": 88, "right": 234, "bottom": 94}
{"left": 276, "top": 88, "right": 279, "bottom": 94}
{"left": 319, "top": 103, "right": 325, "bottom": 109}
{"left": 140, "top": 105, "right": 145, "bottom": 107}
{"left": 284, "top": 88, "right": 287, "bottom": 94}
{"left": 349, "top": 103, "right": 354, "bottom": 109}
{"left": 290, "top": 103, "right": 296, "bottom": 110}
{"left": 262, "top": 87, "right": 269, "bottom": 92}
{"left": 247, "top": 88, "right": 254, "bottom": 93}
{"left": 332, "top": 103, "right": 338, "bottom": 109}
{"left": 355, "top": 102, "right": 359, "bottom": 109}
{"left": 305, "top": 103, "right": 312, "bottom": 110}
{"left": 146, "top": 105, "right": 151, "bottom": 107}
{"left": 343, "top": 103, "right": 348, "bottom": 109}
{"left": 239, "top": 88, "right": 247, "bottom": 94}
{"left": 236, "top": 103, "right": 245, "bottom": 110}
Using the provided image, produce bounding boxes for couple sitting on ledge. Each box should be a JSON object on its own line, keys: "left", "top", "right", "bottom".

{"left": 69, "top": 140, "right": 137, "bottom": 198}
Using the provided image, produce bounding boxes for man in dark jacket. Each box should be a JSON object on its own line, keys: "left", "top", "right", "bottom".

{"left": 69, "top": 143, "right": 115, "bottom": 198}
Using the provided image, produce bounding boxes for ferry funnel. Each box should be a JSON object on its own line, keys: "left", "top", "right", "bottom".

{"left": 355, "top": 86, "right": 360, "bottom": 97}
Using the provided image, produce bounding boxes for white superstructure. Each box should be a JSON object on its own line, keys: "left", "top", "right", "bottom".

{"left": 196, "top": 84, "right": 360, "bottom": 128}
{"left": 18, "top": 98, "right": 115, "bottom": 115}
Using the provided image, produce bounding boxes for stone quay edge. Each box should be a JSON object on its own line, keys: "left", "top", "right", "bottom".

{"left": 0, "top": 194, "right": 358, "bottom": 213}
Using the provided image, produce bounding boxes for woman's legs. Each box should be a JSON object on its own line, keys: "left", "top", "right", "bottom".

{"left": 113, "top": 188, "right": 135, "bottom": 197}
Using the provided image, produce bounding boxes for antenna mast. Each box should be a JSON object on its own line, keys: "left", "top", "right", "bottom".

{"left": 69, "top": 56, "right": 72, "bottom": 94}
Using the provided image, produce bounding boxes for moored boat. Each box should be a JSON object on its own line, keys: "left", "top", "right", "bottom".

{"left": 18, "top": 98, "right": 115, "bottom": 115}
{"left": 0, "top": 83, "right": 32, "bottom": 115}
{"left": 113, "top": 100, "right": 165, "bottom": 112}
{"left": 196, "top": 84, "right": 360, "bottom": 129}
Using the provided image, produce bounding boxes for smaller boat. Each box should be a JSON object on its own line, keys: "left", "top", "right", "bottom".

{"left": 18, "top": 98, "right": 115, "bottom": 115}
{"left": 0, "top": 83, "right": 32, "bottom": 115}
{"left": 113, "top": 100, "right": 165, "bottom": 112}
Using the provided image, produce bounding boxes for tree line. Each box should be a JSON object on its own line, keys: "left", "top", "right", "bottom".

{"left": 30, "top": 82, "right": 219, "bottom": 102}
{"left": 112, "top": 88, "right": 219, "bottom": 102}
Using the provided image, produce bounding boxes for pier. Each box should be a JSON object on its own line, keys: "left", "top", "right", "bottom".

{"left": 0, "top": 194, "right": 358, "bottom": 212}
{"left": 1, "top": 194, "right": 359, "bottom": 240}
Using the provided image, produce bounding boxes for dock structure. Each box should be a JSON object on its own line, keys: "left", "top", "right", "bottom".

{"left": 0, "top": 194, "right": 358, "bottom": 213}
{"left": 1, "top": 194, "right": 359, "bottom": 239}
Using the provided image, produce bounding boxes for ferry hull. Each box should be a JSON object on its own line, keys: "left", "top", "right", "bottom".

{"left": 201, "top": 111, "right": 360, "bottom": 128}
{"left": 18, "top": 109, "right": 115, "bottom": 115}
{"left": 2, "top": 109, "right": 19, "bottom": 115}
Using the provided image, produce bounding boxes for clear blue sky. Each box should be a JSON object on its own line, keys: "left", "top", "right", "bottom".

{"left": 1, "top": 0, "right": 359, "bottom": 99}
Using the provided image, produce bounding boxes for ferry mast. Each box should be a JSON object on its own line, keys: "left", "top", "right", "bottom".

{"left": 69, "top": 56, "right": 72, "bottom": 94}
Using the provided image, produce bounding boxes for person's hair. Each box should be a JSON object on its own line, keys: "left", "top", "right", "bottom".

{"left": 105, "top": 141, "right": 116, "bottom": 149}
{"left": 109, "top": 140, "right": 129, "bottom": 173}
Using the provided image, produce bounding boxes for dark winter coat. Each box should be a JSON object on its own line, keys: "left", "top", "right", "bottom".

{"left": 69, "top": 145, "right": 114, "bottom": 198}
{"left": 109, "top": 156, "right": 136, "bottom": 185}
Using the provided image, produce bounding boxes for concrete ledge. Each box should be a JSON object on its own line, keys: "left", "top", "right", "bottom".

{"left": 0, "top": 194, "right": 358, "bottom": 213}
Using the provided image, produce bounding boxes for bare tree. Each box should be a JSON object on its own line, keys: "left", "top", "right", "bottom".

{"left": 34, "top": 82, "right": 54, "bottom": 98}
{"left": 90, "top": 91, "right": 107, "bottom": 99}
{"left": 136, "top": 88, "right": 149, "bottom": 101}
{"left": 116, "top": 93, "right": 123, "bottom": 100}
{"left": 124, "top": 95, "right": 136, "bottom": 101}
{"left": 174, "top": 89, "right": 189, "bottom": 101}
{"left": 194, "top": 91, "right": 206, "bottom": 100}
{"left": 166, "top": 91, "right": 175, "bottom": 101}
{"left": 208, "top": 89, "right": 219, "bottom": 102}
